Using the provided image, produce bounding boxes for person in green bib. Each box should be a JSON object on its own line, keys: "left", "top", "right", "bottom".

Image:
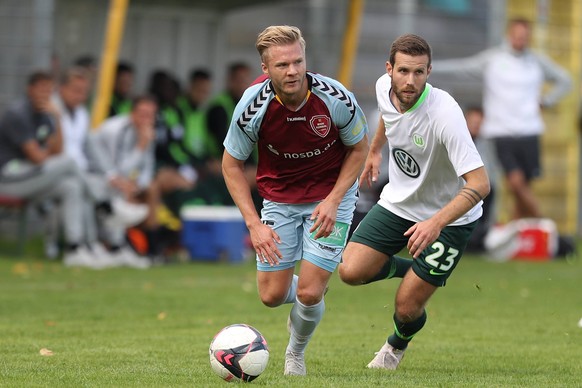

{"left": 177, "top": 69, "right": 217, "bottom": 164}
{"left": 109, "top": 62, "right": 134, "bottom": 117}
{"left": 206, "top": 62, "right": 252, "bottom": 157}
{"left": 206, "top": 62, "right": 262, "bottom": 211}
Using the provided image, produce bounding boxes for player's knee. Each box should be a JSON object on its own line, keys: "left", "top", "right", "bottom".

{"left": 258, "top": 292, "right": 285, "bottom": 308}
{"left": 296, "top": 288, "right": 322, "bottom": 306}
{"left": 394, "top": 299, "right": 423, "bottom": 322}
{"left": 338, "top": 262, "right": 364, "bottom": 285}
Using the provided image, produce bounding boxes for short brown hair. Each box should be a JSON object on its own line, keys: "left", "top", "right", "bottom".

{"left": 131, "top": 94, "right": 158, "bottom": 111}
{"left": 256, "top": 25, "right": 306, "bottom": 62}
{"left": 508, "top": 17, "right": 531, "bottom": 30}
{"left": 389, "top": 34, "right": 432, "bottom": 67}
{"left": 27, "top": 70, "right": 53, "bottom": 86}
{"left": 60, "top": 66, "right": 91, "bottom": 86}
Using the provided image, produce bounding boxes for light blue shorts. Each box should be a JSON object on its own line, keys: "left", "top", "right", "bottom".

{"left": 257, "top": 183, "right": 358, "bottom": 273}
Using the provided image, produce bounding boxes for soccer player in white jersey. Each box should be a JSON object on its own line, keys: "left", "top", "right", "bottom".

{"left": 222, "top": 25, "right": 368, "bottom": 375}
{"left": 339, "top": 34, "right": 490, "bottom": 370}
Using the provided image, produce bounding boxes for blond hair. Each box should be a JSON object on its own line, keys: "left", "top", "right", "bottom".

{"left": 256, "top": 25, "right": 306, "bottom": 61}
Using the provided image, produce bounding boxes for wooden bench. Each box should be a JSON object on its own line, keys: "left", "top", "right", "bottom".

{"left": 0, "top": 195, "right": 31, "bottom": 256}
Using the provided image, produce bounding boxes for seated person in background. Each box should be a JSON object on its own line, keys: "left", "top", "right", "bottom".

{"left": 157, "top": 68, "right": 222, "bottom": 213}
{"left": 146, "top": 70, "right": 198, "bottom": 255}
{"left": 72, "top": 55, "right": 98, "bottom": 108}
{"left": 153, "top": 69, "right": 212, "bottom": 198}
{"left": 0, "top": 71, "right": 103, "bottom": 268}
{"left": 109, "top": 61, "right": 134, "bottom": 117}
{"left": 206, "top": 62, "right": 252, "bottom": 151}
{"left": 176, "top": 69, "right": 217, "bottom": 170}
{"left": 203, "top": 62, "right": 261, "bottom": 210}
{"left": 88, "top": 95, "right": 159, "bottom": 268}
{"left": 53, "top": 66, "right": 149, "bottom": 267}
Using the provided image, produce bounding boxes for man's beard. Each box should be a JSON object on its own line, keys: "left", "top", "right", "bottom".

{"left": 392, "top": 86, "right": 421, "bottom": 111}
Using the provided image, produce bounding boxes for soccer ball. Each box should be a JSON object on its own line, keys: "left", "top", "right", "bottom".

{"left": 209, "top": 324, "right": 270, "bottom": 382}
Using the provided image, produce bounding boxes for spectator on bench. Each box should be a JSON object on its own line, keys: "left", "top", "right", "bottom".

{"left": 0, "top": 70, "right": 104, "bottom": 268}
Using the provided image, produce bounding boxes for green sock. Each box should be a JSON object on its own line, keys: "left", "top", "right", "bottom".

{"left": 388, "top": 310, "right": 427, "bottom": 350}
{"left": 364, "top": 255, "right": 413, "bottom": 284}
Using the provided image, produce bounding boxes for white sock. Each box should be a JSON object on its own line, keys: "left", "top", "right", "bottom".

{"left": 283, "top": 274, "right": 299, "bottom": 304}
{"left": 286, "top": 298, "right": 325, "bottom": 354}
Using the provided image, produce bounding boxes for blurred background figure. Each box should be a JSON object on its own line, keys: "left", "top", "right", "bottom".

{"left": 205, "top": 62, "right": 261, "bottom": 210}
{"left": 177, "top": 68, "right": 215, "bottom": 167}
{"left": 432, "top": 17, "right": 571, "bottom": 220}
{"left": 53, "top": 66, "right": 151, "bottom": 267}
{"left": 206, "top": 62, "right": 252, "bottom": 155}
{"left": 73, "top": 55, "right": 98, "bottom": 108}
{"left": 88, "top": 95, "right": 159, "bottom": 269}
{"left": 0, "top": 71, "right": 103, "bottom": 268}
{"left": 464, "top": 106, "right": 498, "bottom": 253}
{"left": 157, "top": 69, "right": 215, "bottom": 212}
{"left": 109, "top": 61, "right": 135, "bottom": 117}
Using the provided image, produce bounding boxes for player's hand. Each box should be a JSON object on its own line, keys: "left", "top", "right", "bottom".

{"left": 109, "top": 176, "right": 139, "bottom": 198}
{"left": 38, "top": 100, "right": 61, "bottom": 120}
{"left": 404, "top": 219, "right": 442, "bottom": 259}
{"left": 249, "top": 222, "right": 282, "bottom": 266}
{"left": 309, "top": 200, "right": 338, "bottom": 239}
{"left": 359, "top": 151, "right": 382, "bottom": 188}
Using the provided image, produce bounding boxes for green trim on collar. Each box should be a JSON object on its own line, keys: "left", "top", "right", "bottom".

{"left": 408, "top": 84, "right": 431, "bottom": 112}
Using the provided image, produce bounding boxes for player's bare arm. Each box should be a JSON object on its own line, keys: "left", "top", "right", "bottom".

{"left": 310, "top": 134, "right": 369, "bottom": 239}
{"left": 360, "top": 117, "right": 387, "bottom": 188}
{"left": 222, "top": 150, "right": 282, "bottom": 265}
{"left": 405, "top": 166, "right": 490, "bottom": 258}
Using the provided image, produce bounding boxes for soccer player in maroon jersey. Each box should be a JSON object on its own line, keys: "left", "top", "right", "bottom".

{"left": 222, "top": 25, "right": 368, "bottom": 375}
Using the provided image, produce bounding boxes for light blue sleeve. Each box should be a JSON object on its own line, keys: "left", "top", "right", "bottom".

{"left": 223, "top": 83, "right": 265, "bottom": 161}
{"left": 321, "top": 76, "right": 368, "bottom": 146}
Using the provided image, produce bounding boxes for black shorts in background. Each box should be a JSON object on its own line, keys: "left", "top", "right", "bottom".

{"left": 493, "top": 135, "right": 541, "bottom": 182}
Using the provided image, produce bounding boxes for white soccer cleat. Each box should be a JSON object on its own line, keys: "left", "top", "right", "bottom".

{"left": 111, "top": 246, "right": 151, "bottom": 269}
{"left": 89, "top": 242, "right": 122, "bottom": 268}
{"left": 63, "top": 246, "right": 102, "bottom": 269}
{"left": 284, "top": 351, "right": 306, "bottom": 376}
{"left": 366, "top": 342, "right": 405, "bottom": 370}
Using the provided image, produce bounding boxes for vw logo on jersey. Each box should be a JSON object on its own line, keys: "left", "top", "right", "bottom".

{"left": 310, "top": 115, "right": 331, "bottom": 137}
{"left": 392, "top": 148, "right": 420, "bottom": 178}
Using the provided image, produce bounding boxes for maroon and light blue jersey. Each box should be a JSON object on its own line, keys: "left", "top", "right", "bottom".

{"left": 224, "top": 72, "right": 367, "bottom": 204}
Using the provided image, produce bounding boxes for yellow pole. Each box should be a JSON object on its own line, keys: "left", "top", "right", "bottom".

{"left": 337, "top": 0, "right": 365, "bottom": 88}
{"left": 91, "top": 0, "right": 130, "bottom": 129}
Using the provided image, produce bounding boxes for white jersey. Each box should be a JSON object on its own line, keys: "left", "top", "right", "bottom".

{"left": 376, "top": 74, "right": 484, "bottom": 225}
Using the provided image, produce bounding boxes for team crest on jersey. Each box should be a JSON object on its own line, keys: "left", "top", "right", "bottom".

{"left": 412, "top": 133, "right": 425, "bottom": 149}
{"left": 310, "top": 115, "right": 331, "bottom": 137}
{"left": 392, "top": 148, "right": 420, "bottom": 178}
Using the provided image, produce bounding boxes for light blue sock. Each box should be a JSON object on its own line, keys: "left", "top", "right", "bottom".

{"left": 286, "top": 298, "right": 325, "bottom": 354}
{"left": 283, "top": 274, "right": 298, "bottom": 304}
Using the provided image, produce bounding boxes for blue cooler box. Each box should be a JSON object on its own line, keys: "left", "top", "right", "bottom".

{"left": 181, "top": 206, "right": 249, "bottom": 262}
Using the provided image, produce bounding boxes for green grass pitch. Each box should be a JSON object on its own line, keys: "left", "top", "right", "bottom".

{"left": 0, "top": 252, "right": 580, "bottom": 387}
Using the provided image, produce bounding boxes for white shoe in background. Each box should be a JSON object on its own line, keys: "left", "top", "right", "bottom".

{"left": 109, "top": 198, "right": 149, "bottom": 227}
{"left": 63, "top": 246, "right": 102, "bottom": 269}
{"left": 89, "top": 242, "right": 121, "bottom": 268}
{"left": 111, "top": 246, "right": 151, "bottom": 269}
